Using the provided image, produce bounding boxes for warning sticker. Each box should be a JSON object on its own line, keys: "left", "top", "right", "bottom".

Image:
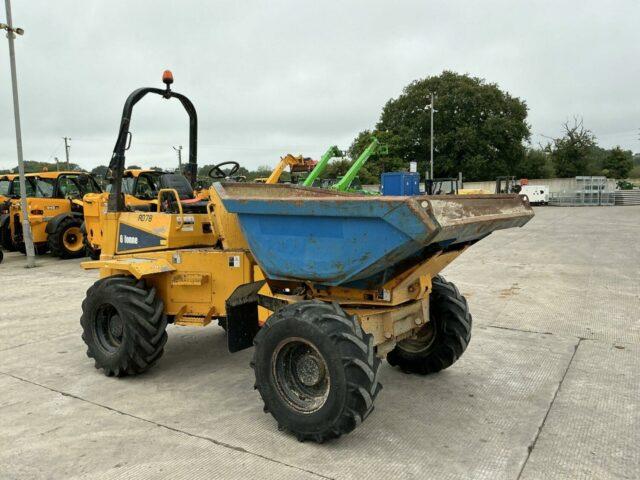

{"left": 228, "top": 255, "right": 241, "bottom": 268}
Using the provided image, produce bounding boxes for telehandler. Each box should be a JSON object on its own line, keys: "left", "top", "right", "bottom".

{"left": 0, "top": 173, "right": 17, "bottom": 203}
{"left": 4, "top": 171, "right": 102, "bottom": 257}
{"left": 301, "top": 139, "right": 384, "bottom": 193}
{"left": 80, "top": 72, "right": 534, "bottom": 442}
{"left": 0, "top": 174, "right": 18, "bottom": 251}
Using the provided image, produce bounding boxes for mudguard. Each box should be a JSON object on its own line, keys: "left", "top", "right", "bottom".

{"left": 45, "top": 212, "right": 83, "bottom": 234}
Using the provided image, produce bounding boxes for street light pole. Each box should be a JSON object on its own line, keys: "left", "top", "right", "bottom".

{"left": 2, "top": 0, "right": 35, "bottom": 267}
{"left": 428, "top": 93, "right": 436, "bottom": 180}
{"left": 63, "top": 136, "right": 71, "bottom": 170}
{"left": 173, "top": 145, "right": 182, "bottom": 172}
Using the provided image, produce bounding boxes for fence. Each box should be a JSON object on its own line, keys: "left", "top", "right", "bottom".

{"left": 548, "top": 176, "right": 615, "bottom": 206}
{"left": 613, "top": 190, "right": 640, "bottom": 206}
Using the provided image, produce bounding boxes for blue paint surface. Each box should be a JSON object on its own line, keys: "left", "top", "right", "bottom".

{"left": 216, "top": 183, "right": 533, "bottom": 287}
{"left": 221, "top": 197, "right": 435, "bottom": 286}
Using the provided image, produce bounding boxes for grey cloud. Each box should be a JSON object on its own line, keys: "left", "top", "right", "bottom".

{"left": 1, "top": 0, "right": 638, "bottom": 172}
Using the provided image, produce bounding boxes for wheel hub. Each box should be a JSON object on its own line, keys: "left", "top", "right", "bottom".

{"left": 296, "top": 354, "right": 324, "bottom": 386}
{"left": 272, "top": 338, "right": 331, "bottom": 413}
{"left": 95, "top": 303, "right": 124, "bottom": 353}
{"left": 398, "top": 319, "right": 437, "bottom": 354}
{"left": 63, "top": 226, "right": 83, "bottom": 251}
{"left": 109, "top": 315, "right": 123, "bottom": 338}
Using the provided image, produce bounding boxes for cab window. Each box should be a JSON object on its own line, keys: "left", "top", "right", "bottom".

{"left": 135, "top": 174, "right": 160, "bottom": 199}
{"left": 57, "top": 175, "right": 101, "bottom": 198}
{"left": 121, "top": 177, "right": 135, "bottom": 194}
{"left": 0, "top": 179, "right": 10, "bottom": 196}
{"left": 58, "top": 176, "right": 81, "bottom": 198}
{"left": 33, "top": 178, "right": 55, "bottom": 198}
{"left": 14, "top": 178, "right": 36, "bottom": 197}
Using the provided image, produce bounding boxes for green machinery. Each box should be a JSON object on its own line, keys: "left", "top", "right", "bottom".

{"left": 302, "top": 137, "right": 387, "bottom": 193}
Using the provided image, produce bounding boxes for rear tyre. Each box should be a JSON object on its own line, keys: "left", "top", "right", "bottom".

{"left": 81, "top": 222, "right": 101, "bottom": 260}
{"left": 387, "top": 275, "right": 472, "bottom": 374}
{"left": 49, "top": 216, "right": 85, "bottom": 259}
{"left": 16, "top": 242, "right": 48, "bottom": 255}
{"left": 252, "top": 300, "right": 382, "bottom": 442}
{"left": 0, "top": 249, "right": 3, "bottom": 263}
{"left": 80, "top": 276, "right": 168, "bottom": 377}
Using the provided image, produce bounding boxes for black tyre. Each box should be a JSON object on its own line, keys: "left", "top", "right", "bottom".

{"left": 81, "top": 276, "right": 168, "bottom": 377}
{"left": 49, "top": 216, "right": 85, "bottom": 259}
{"left": 0, "top": 221, "right": 16, "bottom": 251}
{"left": 81, "top": 222, "right": 101, "bottom": 260}
{"left": 252, "top": 300, "right": 382, "bottom": 442}
{"left": 387, "top": 275, "right": 471, "bottom": 374}
{"left": 16, "top": 242, "right": 48, "bottom": 255}
{"left": 0, "top": 249, "right": 3, "bottom": 263}
{"left": 218, "top": 317, "right": 228, "bottom": 332}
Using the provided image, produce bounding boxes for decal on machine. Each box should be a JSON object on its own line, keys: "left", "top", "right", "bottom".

{"left": 181, "top": 215, "right": 195, "bottom": 232}
{"left": 117, "top": 223, "right": 165, "bottom": 251}
{"left": 228, "top": 255, "right": 241, "bottom": 268}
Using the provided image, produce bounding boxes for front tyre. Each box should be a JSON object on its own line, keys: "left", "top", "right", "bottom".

{"left": 49, "top": 216, "right": 85, "bottom": 259}
{"left": 252, "top": 301, "right": 382, "bottom": 443}
{"left": 387, "top": 275, "right": 472, "bottom": 374}
{"left": 81, "top": 276, "right": 168, "bottom": 377}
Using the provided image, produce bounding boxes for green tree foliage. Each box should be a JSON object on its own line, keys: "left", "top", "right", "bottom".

{"left": 602, "top": 146, "right": 634, "bottom": 179}
{"left": 349, "top": 71, "right": 531, "bottom": 181}
{"left": 2, "top": 160, "right": 83, "bottom": 173}
{"left": 90, "top": 165, "right": 109, "bottom": 178}
{"left": 546, "top": 118, "right": 596, "bottom": 177}
{"left": 516, "top": 149, "right": 555, "bottom": 179}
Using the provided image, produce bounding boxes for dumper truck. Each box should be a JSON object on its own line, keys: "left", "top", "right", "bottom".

{"left": 80, "top": 72, "right": 534, "bottom": 442}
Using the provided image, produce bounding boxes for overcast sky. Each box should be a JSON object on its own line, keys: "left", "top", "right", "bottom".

{"left": 1, "top": 0, "right": 638, "bottom": 172}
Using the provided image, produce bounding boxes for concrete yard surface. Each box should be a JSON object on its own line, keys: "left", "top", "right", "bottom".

{"left": 1, "top": 206, "right": 639, "bottom": 479}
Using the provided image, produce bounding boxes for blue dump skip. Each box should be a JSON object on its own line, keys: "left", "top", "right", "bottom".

{"left": 215, "top": 183, "right": 534, "bottom": 288}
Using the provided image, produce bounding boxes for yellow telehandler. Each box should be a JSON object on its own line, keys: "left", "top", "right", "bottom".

{"left": 3, "top": 171, "right": 102, "bottom": 257}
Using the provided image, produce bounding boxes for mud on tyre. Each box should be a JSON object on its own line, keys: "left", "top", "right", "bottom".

{"left": 252, "top": 300, "right": 382, "bottom": 443}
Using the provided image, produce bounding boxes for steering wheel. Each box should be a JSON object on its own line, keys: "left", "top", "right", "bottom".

{"left": 208, "top": 161, "right": 240, "bottom": 179}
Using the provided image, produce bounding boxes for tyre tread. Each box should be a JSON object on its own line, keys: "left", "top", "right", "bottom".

{"left": 80, "top": 276, "right": 167, "bottom": 377}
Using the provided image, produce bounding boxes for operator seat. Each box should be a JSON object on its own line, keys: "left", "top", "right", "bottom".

{"left": 158, "top": 174, "right": 209, "bottom": 214}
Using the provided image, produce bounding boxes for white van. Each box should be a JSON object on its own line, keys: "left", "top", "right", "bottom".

{"left": 520, "top": 185, "right": 549, "bottom": 205}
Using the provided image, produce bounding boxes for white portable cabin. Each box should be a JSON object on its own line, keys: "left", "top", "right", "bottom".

{"left": 520, "top": 185, "right": 549, "bottom": 205}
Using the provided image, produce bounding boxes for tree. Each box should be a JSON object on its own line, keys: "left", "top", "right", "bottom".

{"left": 602, "top": 146, "right": 634, "bottom": 179}
{"left": 349, "top": 71, "right": 530, "bottom": 182}
{"left": 547, "top": 118, "right": 596, "bottom": 177}
{"left": 90, "top": 165, "right": 109, "bottom": 178}
{"left": 516, "top": 148, "right": 554, "bottom": 179}
{"left": 10, "top": 160, "right": 83, "bottom": 173}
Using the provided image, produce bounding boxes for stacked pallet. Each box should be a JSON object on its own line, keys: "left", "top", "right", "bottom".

{"left": 614, "top": 190, "right": 640, "bottom": 206}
